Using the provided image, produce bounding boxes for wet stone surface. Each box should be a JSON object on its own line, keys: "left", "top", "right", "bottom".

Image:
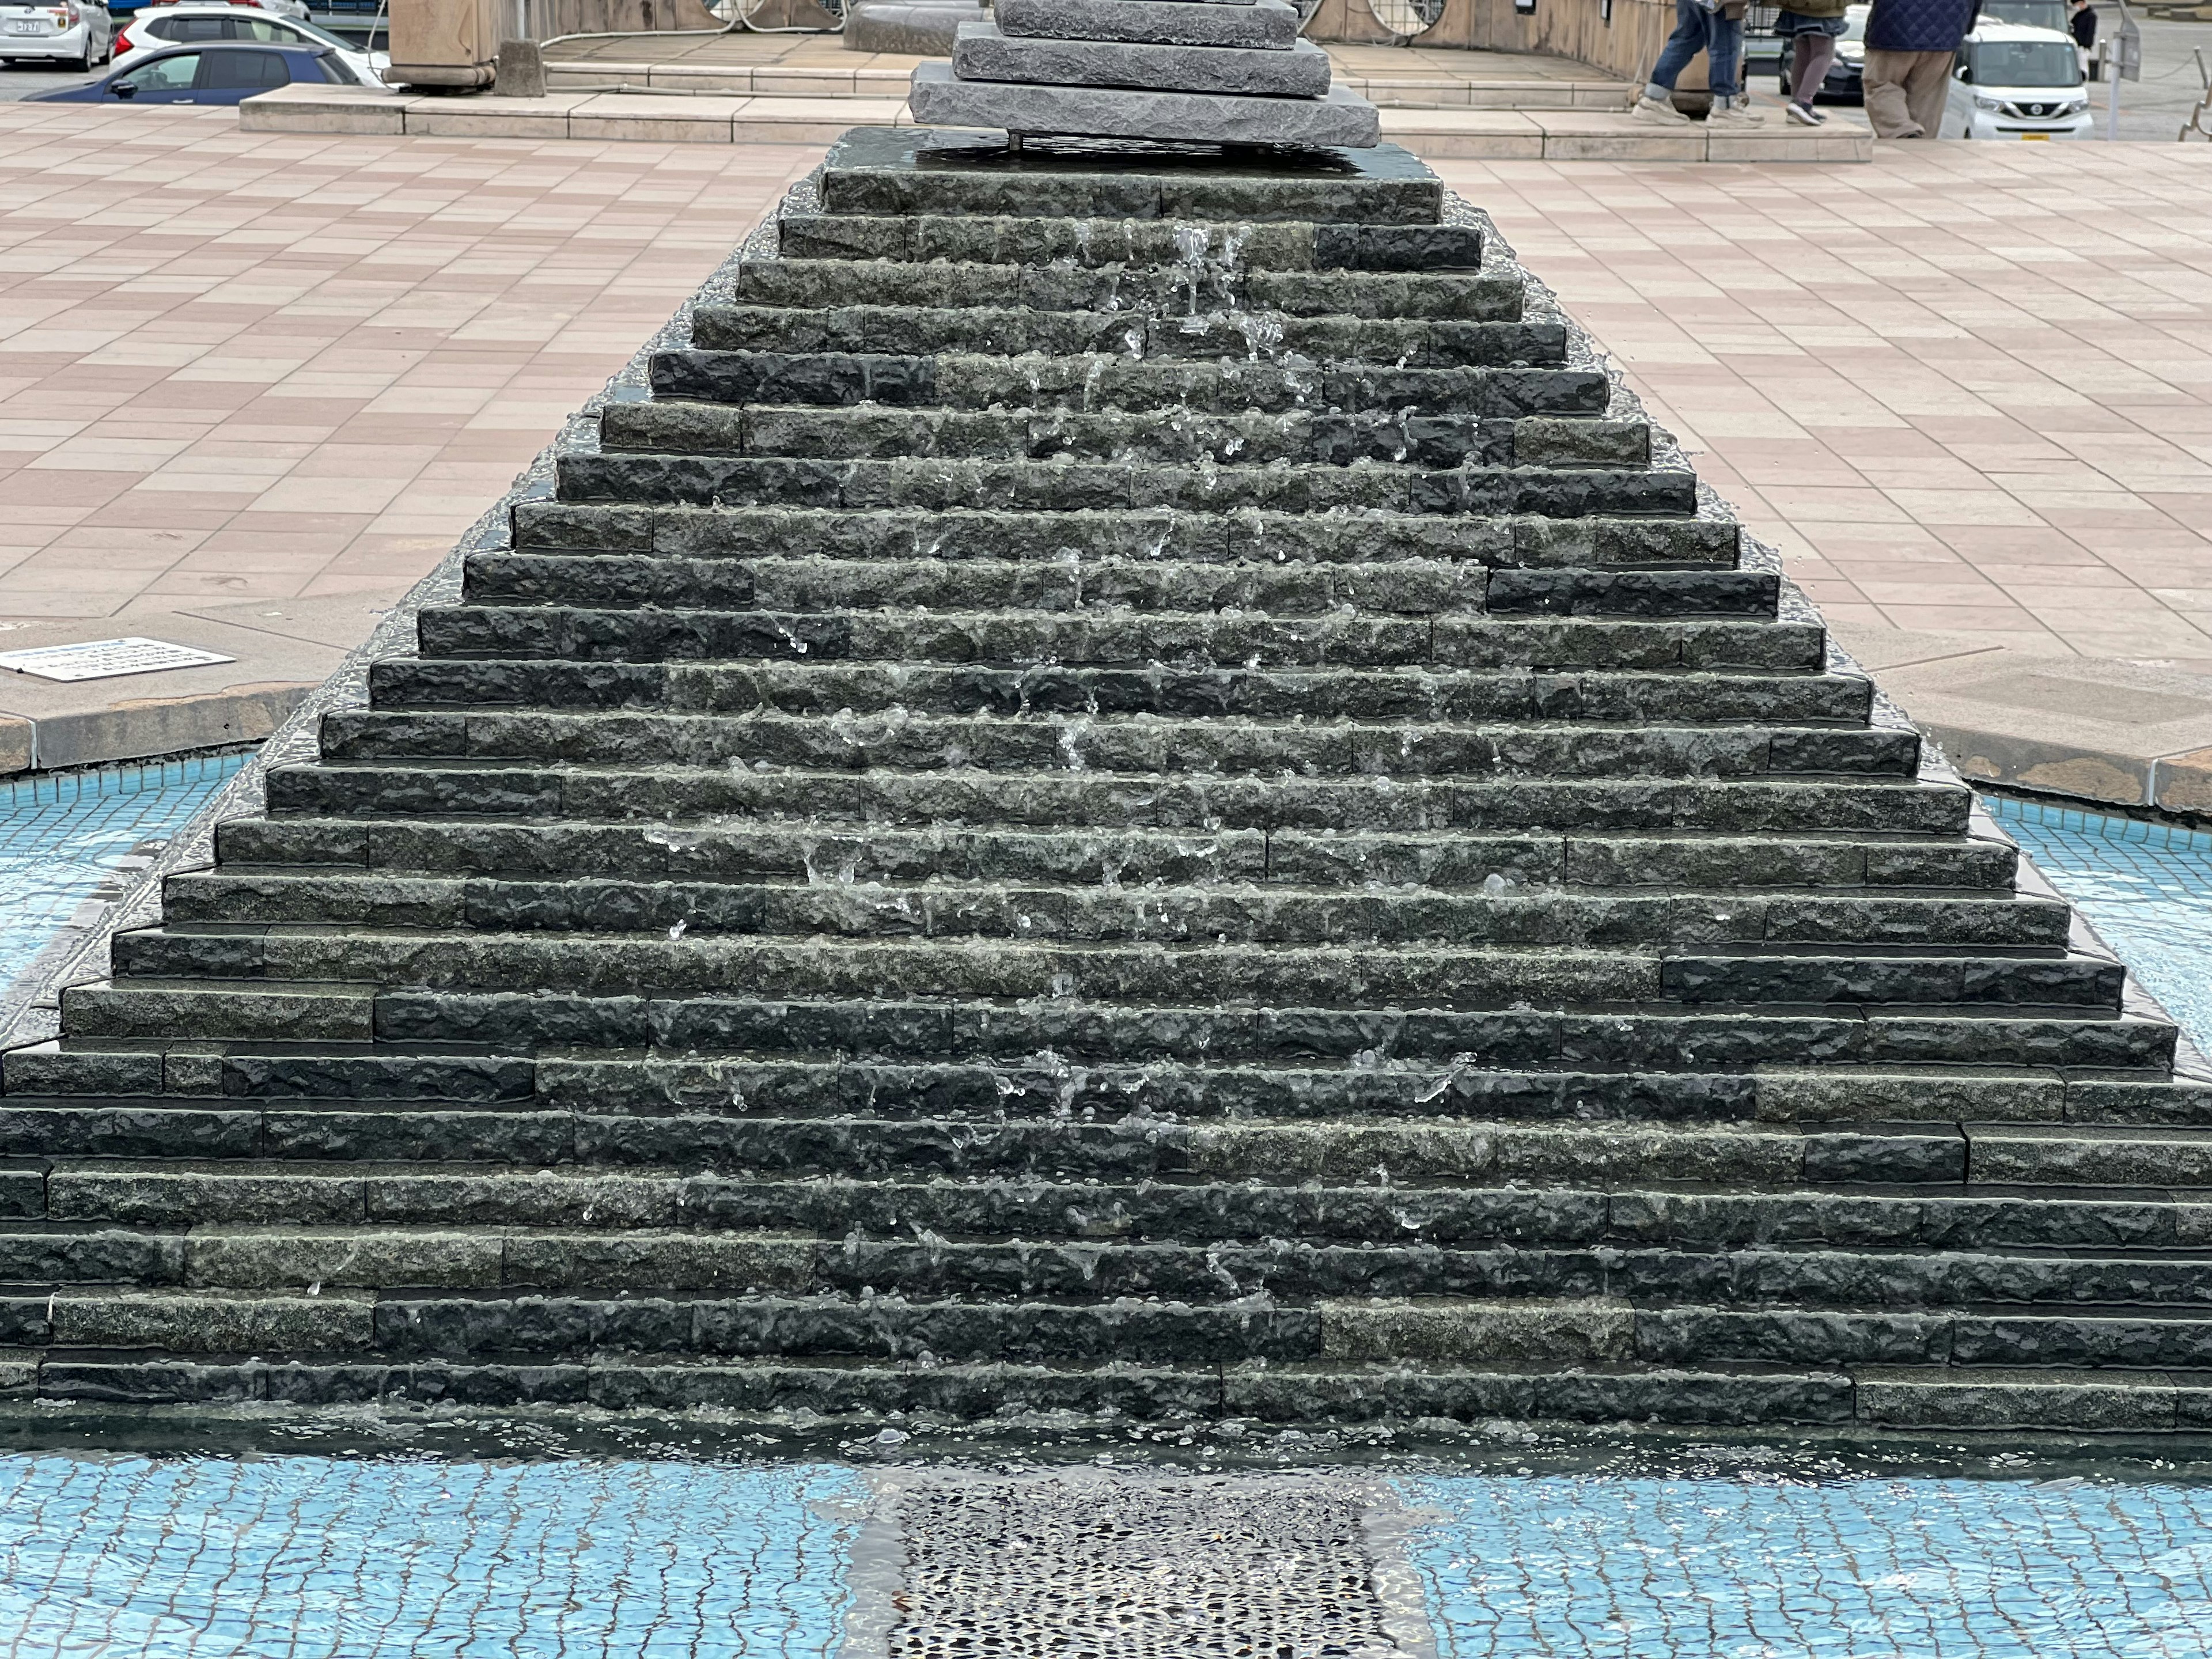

{"left": 0, "top": 127, "right": 2203, "bottom": 1435}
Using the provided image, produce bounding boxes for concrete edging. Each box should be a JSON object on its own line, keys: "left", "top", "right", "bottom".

{"left": 239, "top": 84, "right": 1873, "bottom": 159}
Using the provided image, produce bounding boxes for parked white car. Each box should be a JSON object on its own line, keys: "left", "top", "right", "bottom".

{"left": 0, "top": 0, "right": 112, "bottom": 71}
{"left": 112, "top": 2, "right": 381, "bottom": 81}
{"left": 1944, "top": 21, "right": 2094, "bottom": 138}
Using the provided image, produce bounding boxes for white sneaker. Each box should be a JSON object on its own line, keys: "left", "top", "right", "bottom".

{"left": 1630, "top": 93, "right": 1691, "bottom": 124}
{"left": 1786, "top": 99, "right": 1825, "bottom": 124}
{"left": 1707, "top": 100, "right": 1769, "bottom": 126}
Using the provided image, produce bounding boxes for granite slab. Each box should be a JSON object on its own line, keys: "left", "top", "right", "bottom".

{"left": 952, "top": 24, "right": 1331, "bottom": 96}
{"left": 995, "top": 0, "right": 1300, "bottom": 48}
{"left": 816, "top": 126, "right": 1437, "bottom": 221}
{"left": 908, "top": 61, "right": 1380, "bottom": 145}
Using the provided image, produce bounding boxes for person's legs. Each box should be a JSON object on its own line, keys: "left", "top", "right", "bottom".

{"left": 1903, "top": 47, "right": 1953, "bottom": 135}
{"left": 1632, "top": 0, "right": 1707, "bottom": 119}
{"left": 1862, "top": 47, "right": 1925, "bottom": 135}
{"left": 1706, "top": 7, "right": 1743, "bottom": 100}
{"left": 1791, "top": 29, "right": 1838, "bottom": 105}
{"left": 1645, "top": 0, "right": 1712, "bottom": 96}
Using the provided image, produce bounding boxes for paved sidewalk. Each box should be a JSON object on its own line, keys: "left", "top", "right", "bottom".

{"left": 0, "top": 104, "right": 816, "bottom": 771}
{"left": 1433, "top": 143, "right": 2212, "bottom": 813}
{"left": 5, "top": 110, "right": 2211, "bottom": 813}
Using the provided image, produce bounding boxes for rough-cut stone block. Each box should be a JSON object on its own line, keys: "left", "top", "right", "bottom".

{"left": 843, "top": 0, "right": 984, "bottom": 52}
{"left": 909, "top": 63, "right": 1380, "bottom": 148}
{"left": 951, "top": 25, "right": 1331, "bottom": 96}
{"left": 820, "top": 126, "right": 1436, "bottom": 221}
{"left": 996, "top": 0, "right": 1298, "bottom": 48}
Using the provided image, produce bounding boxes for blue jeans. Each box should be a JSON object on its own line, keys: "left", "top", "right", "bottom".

{"left": 1646, "top": 0, "right": 1743, "bottom": 100}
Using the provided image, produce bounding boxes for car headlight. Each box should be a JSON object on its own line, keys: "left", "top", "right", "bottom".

{"left": 1973, "top": 95, "right": 2003, "bottom": 111}
{"left": 2063, "top": 99, "right": 2088, "bottom": 113}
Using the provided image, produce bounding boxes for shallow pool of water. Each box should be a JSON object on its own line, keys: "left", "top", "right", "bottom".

{"left": 8, "top": 1451, "right": 2212, "bottom": 1658}
{"left": 1986, "top": 794, "right": 2212, "bottom": 1052}
{"left": 0, "top": 753, "right": 247, "bottom": 990}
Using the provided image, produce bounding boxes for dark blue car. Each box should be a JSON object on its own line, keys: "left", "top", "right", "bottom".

{"left": 28, "top": 40, "right": 359, "bottom": 101}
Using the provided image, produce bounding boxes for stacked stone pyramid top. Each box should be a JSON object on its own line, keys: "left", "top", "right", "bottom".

{"left": 907, "top": 0, "right": 1380, "bottom": 148}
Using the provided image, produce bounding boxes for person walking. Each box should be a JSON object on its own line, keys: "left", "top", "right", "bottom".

{"left": 1861, "top": 0, "right": 1980, "bottom": 137}
{"left": 2070, "top": 0, "right": 2099, "bottom": 79}
{"left": 1630, "top": 0, "right": 1768, "bottom": 127}
{"left": 1774, "top": 0, "right": 1852, "bottom": 124}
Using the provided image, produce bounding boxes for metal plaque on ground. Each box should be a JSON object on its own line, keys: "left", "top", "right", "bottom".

{"left": 0, "top": 638, "right": 237, "bottom": 683}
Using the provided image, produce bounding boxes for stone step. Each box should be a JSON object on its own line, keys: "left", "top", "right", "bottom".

{"left": 161, "top": 871, "right": 2070, "bottom": 953}
{"left": 774, "top": 210, "right": 1484, "bottom": 274}
{"left": 687, "top": 303, "right": 1566, "bottom": 370}
{"left": 18, "top": 1168, "right": 2212, "bottom": 1257}
{"left": 814, "top": 129, "right": 1444, "bottom": 226}
{"left": 1614, "top": 1302, "right": 2212, "bottom": 1372}
{"left": 315, "top": 707, "right": 1920, "bottom": 785}
{"left": 415, "top": 608, "right": 1815, "bottom": 673}
{"left": 262, "top": 762, "right": 1974, "bottom": 836}
{"left": 733, "top": 257, "right": 1524, "bottom": 323}
{"left": 507, "top": 503, "right": 1737, "bottom": 569}
{"left": 17, "top": 1100, "right": 2198, "bottom": 1187}
{"left": 369, "top": 664, "right": 1851, "bottom": 727}
{"left": 552, "top": 452, "right": 1694, "bottom": 521}
{"left": 107, "top": 923, "right": 2115, "bottom": 1013}
{"left": 43, "top": 1285, "right": 2212, "bottom": 1372}
{"left": 15, "top": 1183, "right": 2212, "bottom": 1309}
{"left": 602, "top": 402, "right": 1649, "bottom": 472}
{"left": 115, "top": 982, "right": 2161, "bottom": 1072}
{"left": 648, "top": 348, "right": 1608, "bottom": 417}
{"left": 1850, "top": 1363, "right": 2212, "bottom": 1431}
{"left": 460, "top": 555, "right": 1775, "bottom": 622}
{"left": 212, "top": 817, "right": 2018, "bottom": 893}
{"left": 8, "top": 1097, "right": 2171, "bottom": 1183}
{"left": 630, "top": 406, "right": 1649, "bottom": 475}
{"left": 22, "top": 1348, "right": 1857, "bottom": 1424}
{"left": 0, "top": 1103, "right": 2009, "bottom": 1184}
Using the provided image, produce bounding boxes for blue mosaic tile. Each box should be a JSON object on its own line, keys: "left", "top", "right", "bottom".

{"left": 1985, "top": 794, "right": 2212, "bottom": 1051}
{"left": 0, "top": 1455, "right": 863, "bottom": 1658}
{"left": 0, "top": 753, "right": 247, "bottom": 989}
{"left": 1399, "top": 1474, "right": 2212, "bottom": 1659}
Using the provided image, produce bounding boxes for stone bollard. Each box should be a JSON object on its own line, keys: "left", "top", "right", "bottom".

{"left": 493, "top": 37, "right": 548, "bottom": 97}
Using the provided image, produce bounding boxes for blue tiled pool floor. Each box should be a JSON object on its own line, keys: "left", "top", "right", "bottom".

{"left": 1403, "top": 1473, "right": 2212, "bottom": 1659}
{"left": 0, "top": 1456, "right": 863, "bottom": 1659}
{"left": 1986, "top": 794, "right": 2212, "bottom": 1052}
{"left": 0, "top": 754, "right": 247, "bottom": 990}
{"left": 9, "top": 1453, "right": 2212, "bottom": 1659}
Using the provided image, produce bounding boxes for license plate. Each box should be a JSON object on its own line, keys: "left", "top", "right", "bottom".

{"left": 2019, "top": 132, "right": 2050, "bottom": 139}
{"left": 3, "top": 20, "right": 40, "bottom": 32}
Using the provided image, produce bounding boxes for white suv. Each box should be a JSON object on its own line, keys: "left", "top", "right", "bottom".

{"left": 1944, "top": 21, "right": 2095, "bottom": 138}
{"left": 0, "top": 0, "right": 112, "bottom": 71}
{"left": 112, "top": 2, "right": 381, "bottom": 80}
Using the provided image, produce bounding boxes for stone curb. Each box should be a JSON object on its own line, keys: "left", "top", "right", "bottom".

{"left": 237, "top": 85, "right": 1874, "bottom": 160}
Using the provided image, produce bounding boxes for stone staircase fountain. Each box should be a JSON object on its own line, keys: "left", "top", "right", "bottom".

{"left": 4, "top": 126, "right": 2210, "bottom": 1436}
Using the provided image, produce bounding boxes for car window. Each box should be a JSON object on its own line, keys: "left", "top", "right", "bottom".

{"left": 1979, "top": 0, "right": 2067, "bottom": 28}
{"left": 232, "top": 17, "right": 293, "bottom": 40}
{"left": 196, "top": 46, "right": 290, "bottom": 88}
{"left": 287, "top": 17, "right": 353, "bottom": 48}
{"left": 113, "top": 51, "right": 199, "bottom": 91}
{"left": 1967, "top": 37, "right": 2082, "bottom": 84}
{"left": 166, "top": 14, "right": 230, "bottom": 40}
{"left": 314, "top": 50, "right": 359, "bottom": 83}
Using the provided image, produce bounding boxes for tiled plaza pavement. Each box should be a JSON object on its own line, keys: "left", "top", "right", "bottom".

{"left": 1431, "top": 144, "right": 2212, "bottom": 812}
{"left": 4, "top": 109, "right": 2210, "bottom": 813}
{"left": 0, "top": 104, "right": 816, "bottom": 771}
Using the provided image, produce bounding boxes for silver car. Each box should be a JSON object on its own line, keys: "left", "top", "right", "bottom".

{"left": 0, "top": 0, "right": 113, "bottom": 70}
